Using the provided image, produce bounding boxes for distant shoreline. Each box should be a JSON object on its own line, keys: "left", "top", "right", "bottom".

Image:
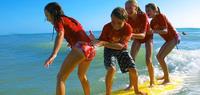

{"left": 0, "top": 28, "right": 199, "bottom": 36}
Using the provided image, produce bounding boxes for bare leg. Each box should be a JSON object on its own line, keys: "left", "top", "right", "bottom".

{"left": 105, "top": 66, "right": 116, "bottom": 95}
{"left": 129, "top": 68, "right": 147, "bottom": 95}
{"left": 130, "top": 41, "right": 141, "bottom": 61}
{"left": 56, "top": 48, "right": 85, "bottom": 95}
{"left": 145, "top": 40, "right": 155, "bottom": 87}
{"left": 126, "top": 41, "right": 141, "bottom": 90}
{"left": 78, "top": 60, "right": 92, "bottom": 95}
{"left": 156, "top": 39, "right": 178, "bottom": 84}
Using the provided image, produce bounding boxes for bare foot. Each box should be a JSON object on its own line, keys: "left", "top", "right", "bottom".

{"left": 149, "top": 83, "right": 154, "bottom": 88}
{"left": 135, "top": 91, "right": 147, "bottom": 95}
{"left": 124, "top": 85, "right": 133, "bottom": 91}
{"left": 156, "top": 76, "right": 164, "bottom": 80}
{"left": 149, "top": 81, "right": 155, "bottom": 87}
{"left": 161, "top": 79, "right": 170, "bottom": 85}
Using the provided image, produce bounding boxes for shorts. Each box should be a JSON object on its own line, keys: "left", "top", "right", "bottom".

{"left": 104, "top": 48, "right": 135, "bottom": 73}
{"left": 135, "top": 33, "right": 153, "bottom": 43}
{"left": 75, "top": 42, "right": 96, "bottom": 61}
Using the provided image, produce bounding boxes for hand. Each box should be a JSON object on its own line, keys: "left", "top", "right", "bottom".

{"left": 95, "top": 41, "right": 108, "bottom": 47}
{"left": 44, "top": 55, "right": 57, "bottom": 68}
{"left": 90, "top": 40, "right": 98, "bottom": 46}
{"left": 148, "top": 28, "right": 153, "bottom": 34}
{"left": 131, "top": 33, "right": 135, "bottom": 40}
{"left": 88, "top": 30, "right": 96, "bottom": 41}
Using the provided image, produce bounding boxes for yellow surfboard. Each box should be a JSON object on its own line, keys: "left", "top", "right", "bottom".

{"left": 112, "top": 76, "right": 183, "bottom": 95}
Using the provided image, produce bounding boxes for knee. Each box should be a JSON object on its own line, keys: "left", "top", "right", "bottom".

{"left": 78, "top": 72, "right": 87, "bottom": 82}
{"left": 156, "top": 54, "right": 164, "bottom": 62}
{"left": 128, "top": 68, "right": 137, "bottom": 74}
{"left": 146, "top": 58, "right": 152, "bottom": 65}
{"left": 108, "top": 66, "right": 116, "bottom": 73}
{"left": 57, "top": 73, "right": 65, "bottom": 82}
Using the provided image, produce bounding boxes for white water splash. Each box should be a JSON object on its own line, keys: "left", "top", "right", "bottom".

{"left": 165, "top": 49, "right": 200, "bottom": 95}
{"left": 166, "top": 49, "right": 200, "bottom": 74}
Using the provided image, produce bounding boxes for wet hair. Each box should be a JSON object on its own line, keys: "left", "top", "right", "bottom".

{"left": 111, "top": 7, "right": 128, "bottom": 20}
{"left": 145, "top": 3, "right": 161, "bottom": 14}
{"left": 125, "top": 0, "right": 144, "bottom": 14}
{"left": 44, "top": 2, "right": 65, "bottom": 41}
{"left": 44, "top": 2, "right": 64, "bottom": 22}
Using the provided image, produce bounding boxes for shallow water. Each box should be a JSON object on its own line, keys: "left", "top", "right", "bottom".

{"left": 0, "top": 28, "right": 200, "bottom": 95}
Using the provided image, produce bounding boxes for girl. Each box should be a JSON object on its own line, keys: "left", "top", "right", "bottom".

{"left": 44, "top": 2, "right": 95, "bottom": 95}
{"left": 125, "top": 0, "right": 155, "bottom": 88}
{"left": 145, "top": 3, "right": 180, "bottom": 84}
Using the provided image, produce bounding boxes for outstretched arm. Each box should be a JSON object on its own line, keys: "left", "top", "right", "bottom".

{"left": 103, "top": 42, "right": 124, "bottom": 50}
{"left": 44, "top": 31, "right": 64, "bottom": 68}
{"left": 93, "top": 40, "right": 124, "bottom": 50}
{"left": 153, "top": 28, "right": 167, "bottom": 34}
{"left": 132, "top": 32, "right": 146, "bottom": 39}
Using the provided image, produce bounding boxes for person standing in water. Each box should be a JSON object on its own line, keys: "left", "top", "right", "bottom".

{"left": 93, "top": 7, "right": 146, "bottom": 95}
{"left": 44, "top": 2, "right": 96, "bottom": 95}
{"left": 125, "top": 0, "right": 155, "bottom": 88}
{"left": 145, "top": 3, "right": 180, "bottom": 84}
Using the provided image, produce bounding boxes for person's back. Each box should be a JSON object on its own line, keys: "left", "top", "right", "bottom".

{"left": 54, "top": 16, "right": 91, "bottom": 46}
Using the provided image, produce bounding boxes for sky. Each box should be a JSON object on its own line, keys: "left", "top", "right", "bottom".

{"left": 0, "top": 0, "right": 200, "bottom": 35}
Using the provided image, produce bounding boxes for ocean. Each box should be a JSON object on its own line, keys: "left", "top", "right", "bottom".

{"left": 0, "top": 28, "right": 200, "bottom": 95}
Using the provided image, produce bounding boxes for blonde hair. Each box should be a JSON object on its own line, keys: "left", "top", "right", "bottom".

{"left": 125, "top": 0, "right": 144, "bottom": 14}
{"left": 126, "top": 0, "right": 138, "bottom": 7}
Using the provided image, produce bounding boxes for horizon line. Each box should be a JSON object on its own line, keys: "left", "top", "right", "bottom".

{"left": 0, "top": 27, "right": 200, "bottom": 36}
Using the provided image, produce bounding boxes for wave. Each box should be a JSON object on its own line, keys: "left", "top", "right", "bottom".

{"left": 165, "top": 49, "right": 200, "bottom": 74}
{"left": 165, "top": 49, "right": 200, "bottom": 95}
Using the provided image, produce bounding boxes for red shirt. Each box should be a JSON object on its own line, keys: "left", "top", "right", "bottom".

{"left": 150, "top": 13, "right": 178, "bottom": 42}
{"left": 99, "top": 22, "right": 132, "bottom": 49}
{"left": 54, "top": 16, "right": 91, "bottom": 47}
{"left": 127, "top": 13, "right": 153, "bottom": 43}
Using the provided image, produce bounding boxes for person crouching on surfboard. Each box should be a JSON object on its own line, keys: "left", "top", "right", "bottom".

{"left": 92, "top": 7, "right": 146, "bottom": 95}
{"left": 145, "top": 3, "right": 180, "bottom": 84}
{"left": 125, "top": 0, "right": 155, "bottom": 88}
{"left": 43, "top": 2, "right": 96, "bottom": 95}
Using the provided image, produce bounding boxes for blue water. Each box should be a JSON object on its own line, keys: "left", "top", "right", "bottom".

{"left": 0, "top": 28, "right": 200, "bottom": 95}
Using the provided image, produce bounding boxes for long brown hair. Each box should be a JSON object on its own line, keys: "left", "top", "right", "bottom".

{"left": 44, "top": 2, "right": 64, "bottom": 22}
{"left": 44, "top": 2, "right": 65, "bottom": 40}
{"left": 145, "top": 3, "right": 161, "bottom": 14}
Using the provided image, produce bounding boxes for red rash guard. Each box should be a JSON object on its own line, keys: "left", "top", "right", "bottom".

{"left": 150, "top": 13, "right": 178, "bottom": 42}
{"left": 127, "top": 13, "right": 153, "bottom": 43}
{"left": 54, "top": 16, "right": 91, "bottom": 47}
{"left": 99, "top": 22, "right": 132, "bottom": 49}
